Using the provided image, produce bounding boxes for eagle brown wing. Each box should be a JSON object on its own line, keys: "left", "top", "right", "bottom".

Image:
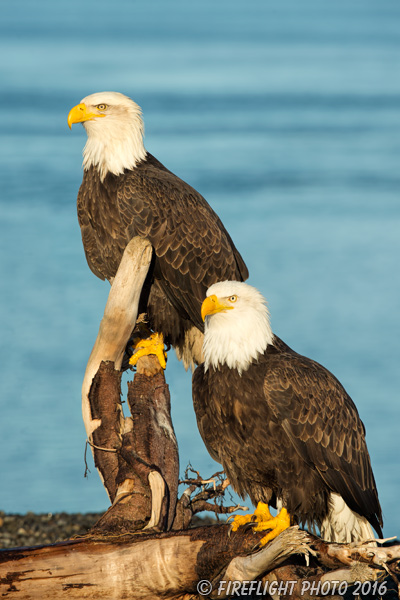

{"left": 263, "top": 352, "right": 383, "bottom": 533}
{"left": 77, "top": 154, "right": 248, "bottom": 331}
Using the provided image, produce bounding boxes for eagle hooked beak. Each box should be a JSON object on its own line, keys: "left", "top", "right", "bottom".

{"left": 201, "top": 295, "right": 234, "bottom": 321}
{"left": 68, "top": 103, "right": 106, "bottom": 129}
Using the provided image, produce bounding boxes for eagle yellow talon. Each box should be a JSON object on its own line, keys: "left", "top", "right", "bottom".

{"left": 230, "top": 513, "right": 253, "bottom": 532}
{"left": 231, "top": 503, "right": 290, "bottom": 546}
{"left": 231, "top": 501, "right": 272, "bottom": 532}
{"left": 129, "top": 332, "right": 167, "bottom": 370}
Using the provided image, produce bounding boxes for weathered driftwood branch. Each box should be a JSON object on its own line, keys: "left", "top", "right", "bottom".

{"left": 173, "top": 470, "right": 246, "bottom": 530}
{"left": 80, "top": 236, "right": 179, "bottom": 534}
{"left": 82, "top": 236, "right": 153, "bottom": 441}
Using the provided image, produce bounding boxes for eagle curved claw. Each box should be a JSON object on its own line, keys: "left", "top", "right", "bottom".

{"left": 129, "top": 332, "right": 167, "bottom": 370}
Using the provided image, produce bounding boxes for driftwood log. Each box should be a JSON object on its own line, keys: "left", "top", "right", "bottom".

{"left": 1, "top": 524, "right": 399, "bottom": 599}
{"left": 1, "top": 237, "right": 399, "bottom": 599}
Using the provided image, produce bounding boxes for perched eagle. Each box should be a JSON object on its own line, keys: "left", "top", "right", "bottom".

{"left": 68, "top": 92, "right": 248, "bottom": 368}
{"left": 193, "top": 281, "right": 383, "bottom": 543}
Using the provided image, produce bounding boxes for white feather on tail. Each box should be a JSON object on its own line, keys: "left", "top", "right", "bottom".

{"left": 320, "top": 493, "right": 377, "bottom": 545}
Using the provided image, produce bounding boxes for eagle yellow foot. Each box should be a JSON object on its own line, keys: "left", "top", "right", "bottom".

{"left": 128, "top": 332, "right": 167, "bottom": 370}
{"left": 230, "top": 501, "right": 272, "bottom": 532}
{"left": 231, "top": 502, "right": 290, "bottom": 546}
{"left": 256, "top": 506, "right": 291, "bottom": 546}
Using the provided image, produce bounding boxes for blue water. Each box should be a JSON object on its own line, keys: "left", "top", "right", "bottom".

{"left": 0, "top": 0, "right": 399, "bottom": 538}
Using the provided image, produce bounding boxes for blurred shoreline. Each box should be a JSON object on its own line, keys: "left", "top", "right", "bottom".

{"left": 0, "top": 511, "right": 215, "bottom": 549}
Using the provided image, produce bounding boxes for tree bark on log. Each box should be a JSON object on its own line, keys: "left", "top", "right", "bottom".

{"left": 89, "top": 359, "right": 179, "bottom": 535}
{"left": 1, "top": 236, "right": 399, "bottom": 599}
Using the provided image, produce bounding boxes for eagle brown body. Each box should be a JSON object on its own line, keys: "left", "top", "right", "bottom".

{"left": 193, "top": 281, "right": 383, "bottom": 542}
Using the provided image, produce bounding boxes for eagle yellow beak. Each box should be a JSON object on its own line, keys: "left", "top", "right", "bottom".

{"left": 67, "top": 103, "right": 105, "bottom": 129}
{"left": 201, "top": 294, "right": 234, "bottom": 321}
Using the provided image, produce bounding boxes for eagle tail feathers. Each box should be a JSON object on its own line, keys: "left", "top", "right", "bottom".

{"left": 320, "top": 493, "right": 379, "bottom": 545}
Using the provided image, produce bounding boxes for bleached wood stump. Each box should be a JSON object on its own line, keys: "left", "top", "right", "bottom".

{"left": 81, "top": 236, "right": 153, "bottom": 437}
{"left": 81, "top": 236, "right": 179, "bottom": 533}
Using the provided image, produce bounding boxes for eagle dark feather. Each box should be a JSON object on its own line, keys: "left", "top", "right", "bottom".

{"left": 193, "top": 335, "right": 383, "bottom": 537}
{"left": 77, "top": 153, "right": 248, "bottom": 360}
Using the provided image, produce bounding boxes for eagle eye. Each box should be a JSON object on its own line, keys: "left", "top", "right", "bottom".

{"left": 96, "top": 104, "right": 108, "bottom": 111}
{"left": 228, "top": 295, "right": 237, "bottom": 303}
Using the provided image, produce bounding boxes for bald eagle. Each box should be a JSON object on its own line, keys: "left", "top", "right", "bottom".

{"left": 193, "top": 281, "right": 383, "bottom": 543}
{"left": 68, "top": 92, "right": 248, "bottom": 368}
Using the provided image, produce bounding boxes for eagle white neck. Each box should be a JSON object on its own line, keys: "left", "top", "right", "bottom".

{"left": 203, "top": 290, "right": 274, "bottom": 375}
{"left": 82, "top": 112, "right": 147, "bottom": 181}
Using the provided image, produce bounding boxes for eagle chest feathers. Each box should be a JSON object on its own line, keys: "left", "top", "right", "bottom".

{"left": 193, "top": 360, "right": 287, "bottom": 503}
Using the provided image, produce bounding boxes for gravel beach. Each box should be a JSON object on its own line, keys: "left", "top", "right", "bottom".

{"left": 0, "top": 512, "right": 102, "bottom": 548}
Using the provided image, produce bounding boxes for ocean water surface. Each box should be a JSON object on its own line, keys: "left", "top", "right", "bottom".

{"left": 0, "top": 0, "right": 399, "bottom": 536}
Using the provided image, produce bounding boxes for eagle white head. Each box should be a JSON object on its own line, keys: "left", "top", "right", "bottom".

{"left": 68, "top": 91, "right": 147, "bottom": 181}
{"left": 201, "top": 281, "right": 274, "bottom": 375}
